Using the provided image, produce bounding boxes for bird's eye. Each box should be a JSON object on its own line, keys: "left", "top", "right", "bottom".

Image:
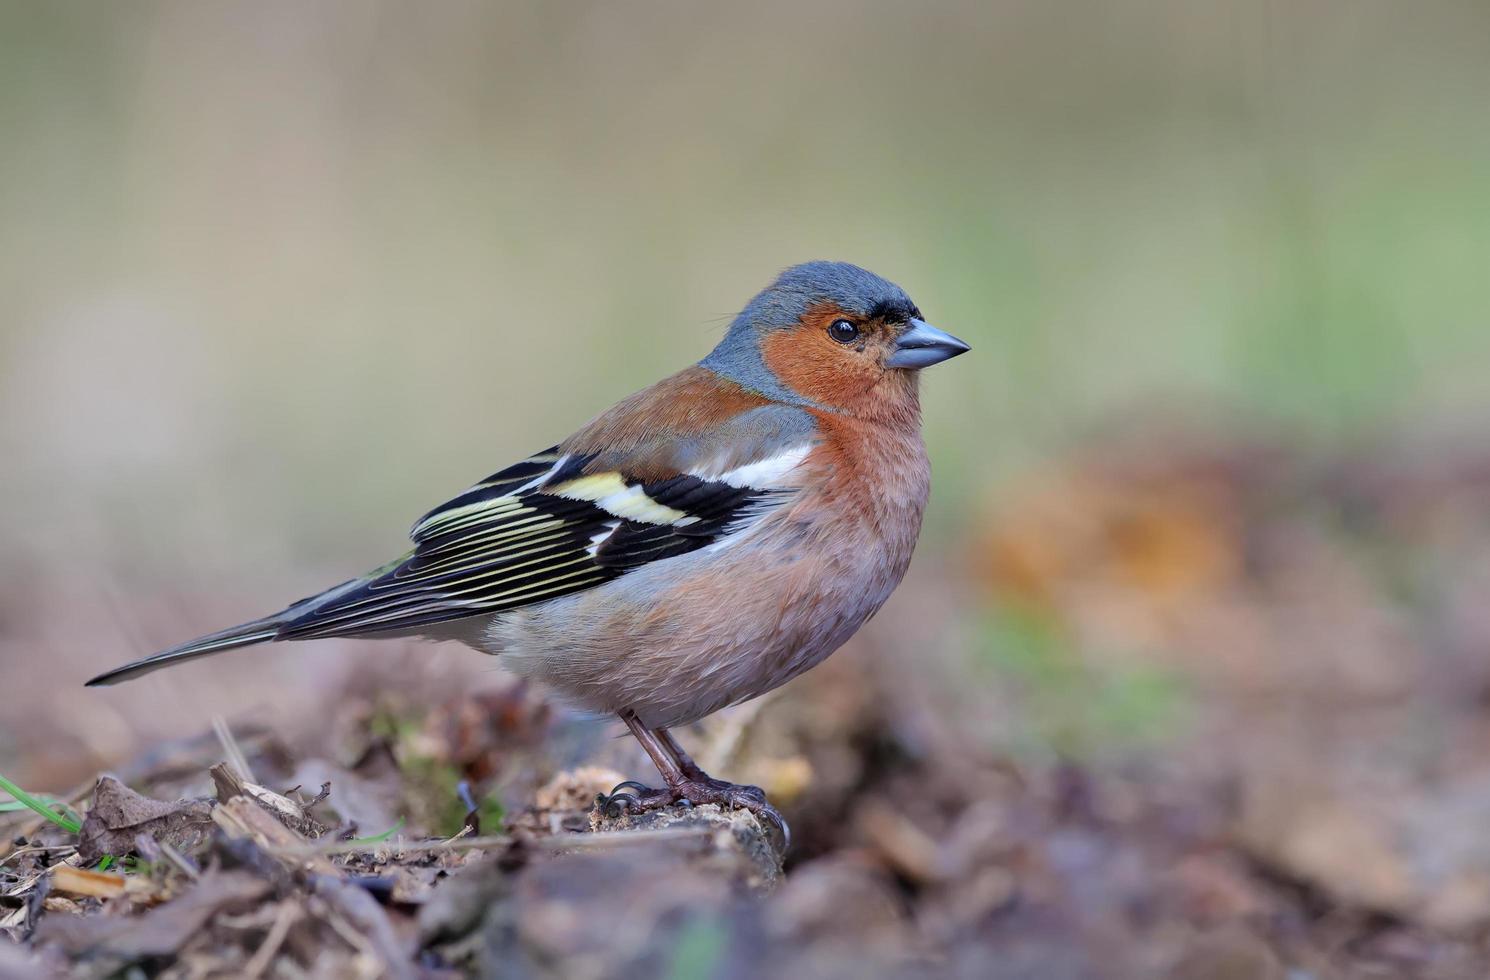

{"left": 828, "top": 319, "right": 860, "bottom": 344}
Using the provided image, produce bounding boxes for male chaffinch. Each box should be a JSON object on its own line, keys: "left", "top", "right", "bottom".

{"left": 88, "top": 261, "right": 969, "bottom": 841}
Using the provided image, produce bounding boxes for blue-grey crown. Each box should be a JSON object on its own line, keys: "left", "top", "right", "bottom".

{"left": 700, "top": 262, "right": 918, "bottom": 404}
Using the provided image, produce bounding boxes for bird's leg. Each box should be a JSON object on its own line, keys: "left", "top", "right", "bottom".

{"left": 598, "top": 711, "right": 687, "bottom": 814}
{"left": 602, "top": 711, "right": 790, "bottom": 850}
{"left": 653, "top": 728, "right": 712, "bottom": 783}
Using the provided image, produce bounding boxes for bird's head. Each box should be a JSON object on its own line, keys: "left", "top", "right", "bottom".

{"left": 701, "top": 261, "right": 969, "bottom": 414}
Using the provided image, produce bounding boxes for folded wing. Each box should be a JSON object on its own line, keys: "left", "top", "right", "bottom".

{"left": 85, "top": 371, "right": 820, "bottom": 686}
{"left": 275, "top": 439, "right": 811, "bottom": 639}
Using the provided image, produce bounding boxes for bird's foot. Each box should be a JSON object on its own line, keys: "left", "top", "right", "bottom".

{"left": 599, "top": 777, "right": 790, "bottom": 851}
{"left": 597, "top": 780, "right": 674, "bottom": 816}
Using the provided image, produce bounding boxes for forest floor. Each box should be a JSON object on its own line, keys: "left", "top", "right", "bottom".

{"left": 5, "top": 424, "right": 1490, "bottom": 978}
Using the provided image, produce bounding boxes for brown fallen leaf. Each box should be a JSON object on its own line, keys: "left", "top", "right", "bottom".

{"left": 76, "top": 776, "right": 215, "bottom": 865}
{"left": 50, "top": 865, "right": 127, "bottom": 900}
{"left": 34, "top": 869, "right": 271, "bottom": 959}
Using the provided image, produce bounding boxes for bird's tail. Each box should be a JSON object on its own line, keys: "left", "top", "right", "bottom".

{"left": 85, "top": 577, "right": 366, "bottom": 686}
{"left": 85, "top": 615, "right": 284, "bottom": 686}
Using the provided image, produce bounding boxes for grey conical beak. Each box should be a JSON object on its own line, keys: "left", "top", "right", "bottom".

{"left": 887, "top": 319, "right": 971, "bottom": 369}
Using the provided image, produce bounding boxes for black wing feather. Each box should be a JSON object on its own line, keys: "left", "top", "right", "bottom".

{"left": 274, "top": 449, "right": 790, "bottom": 639}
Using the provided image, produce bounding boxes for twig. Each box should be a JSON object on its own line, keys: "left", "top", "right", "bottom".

{"left": 243, "top": 898, "right": 299, "bottom": 979}
{"left": 0, "top": 845, "right": 77, "bottom": 870}
{"left": 212, "top": 716, "right": 257, "bottom": 785}
{"left": 211, "top": 798, "right": 339, "bottom": 877}
{"left": 323, "top": 907, "right": 379, "bottom": 959}
{"left": 297, "top": 834, "right": 515, "bottom": 858}
{"left": 310, "top": 876, "right": 415, "bottom": 980}
{"left": 156, "top": 840, "right": 202, "bottom": 881}
{"left": 300, "top": 825, "right": 713, "bottom": 860}
{"left": 50, "top": 865, "right": 127, "bottom": 900}
{"left": 440, "top": 824, "right": 475, "bottom": 846}
{"left": 211, "top": 762, "right": 328, "bottom": 840}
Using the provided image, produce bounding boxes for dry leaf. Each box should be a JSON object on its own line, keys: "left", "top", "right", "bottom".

{"left": 76, "top": 776, "right": 215, "bottom": 865}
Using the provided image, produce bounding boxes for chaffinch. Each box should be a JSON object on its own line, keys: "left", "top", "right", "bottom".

{"left": 88, "top": 261, "right": 969, "bottom": 840}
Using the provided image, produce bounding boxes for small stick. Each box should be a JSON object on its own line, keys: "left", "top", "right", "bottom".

{"left": 243, "top": 898, "right": 300, "bottom": 979}
{"left": 212, "top": 715, "right": 257, "bottom": 785}
{"left": 298, "top": 824, "right": 714, "bottom": 859}
{"left": 311, "top": 876, "right": 415, "bottom": 980}
{"left": 50, "top": 865, "right": 127, "bottom": 900}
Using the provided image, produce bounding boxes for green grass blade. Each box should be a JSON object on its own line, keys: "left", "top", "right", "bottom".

{"left": 0, "top": 771, "right": 83, "bottom": 834}
{"left": 346, "top": 817, "right": 405, "bottom": 846}
{"left": 0, "top": 796, "right": 84, "bottom": 827}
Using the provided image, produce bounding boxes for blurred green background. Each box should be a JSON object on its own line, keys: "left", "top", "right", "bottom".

{"left": 2, "top": 0, "right": 1489, "bottom": 779}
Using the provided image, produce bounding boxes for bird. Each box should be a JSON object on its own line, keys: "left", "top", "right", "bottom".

{"left": 87, "top": 261, "right": 969, "bottom": 843}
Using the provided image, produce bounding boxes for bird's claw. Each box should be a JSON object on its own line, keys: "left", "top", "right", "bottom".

{"left": 598, "top": 780, "right": 661, "bottom": 818}
{"left": 742, "top": 801, "right": 791, "bottom": 853}
{"left": 597, "top": 777, "right": 790, "bottom": 853}
{"left": 700, "top": 781, "right": 788, "bottom": 853}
